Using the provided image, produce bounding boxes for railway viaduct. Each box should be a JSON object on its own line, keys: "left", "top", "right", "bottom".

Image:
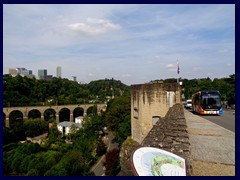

{"left": 3, "top": 103, "right": 106, "bottom": 128}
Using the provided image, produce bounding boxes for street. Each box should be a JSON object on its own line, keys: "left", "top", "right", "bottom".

{"left": 91, "top": 131, "right": 119, "bottom": 176}
{"left": 186, "top": 108, "right": 235, "bottom": 132}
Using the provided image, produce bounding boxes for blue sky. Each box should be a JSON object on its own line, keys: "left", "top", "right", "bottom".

{"left": 3, "top": 4, "right": 235, "bottom": 85}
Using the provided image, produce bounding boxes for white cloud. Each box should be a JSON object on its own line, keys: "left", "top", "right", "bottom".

{"left": 165, "top": 64, "right": 175, "bottom": 68}
{"left": 66, "top": 18, "right": 121, "bottom": 35}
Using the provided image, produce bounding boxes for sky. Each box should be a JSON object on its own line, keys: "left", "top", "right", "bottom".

{"left": 3, "top": 4, "right": 235, "bottom": 85}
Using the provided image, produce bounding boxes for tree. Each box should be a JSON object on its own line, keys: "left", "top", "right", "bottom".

{"left": 44, "top": 163, "right": 67, "bottom": 176}
{"left": 47, "top": 123, "right": 61, "bottom": 145}
{"left": 96, "top": 138, "right": 107, "bottom": 157}
{"left": 103, "top": 148, "right": 121, "bottom": 176}
{"left": 106, "top": 96, "right": 131, "bottom": 131}
{"left": 23, "top": 118, "right": 48, "bottom": 137}
{"left": 115, "top": 115, "right": 131, "bottom": 145}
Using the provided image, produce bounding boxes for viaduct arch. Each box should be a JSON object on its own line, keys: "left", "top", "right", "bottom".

{"left": 3, "top": 104, "right": 106, "bottom": 128}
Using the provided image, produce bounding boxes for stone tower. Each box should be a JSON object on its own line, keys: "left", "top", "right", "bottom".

{"left": 131, "top": 83, "right": 181, "bottom": 143}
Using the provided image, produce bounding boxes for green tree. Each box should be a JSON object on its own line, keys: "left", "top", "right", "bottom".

{"left": 27, "top": 169, "right": 39, "bottom": 176}
{"left": 106, "top": 96, "right": 131, "bottom": 131}
{"left": 44, "top": 163, "right": 68, "bottom": 176}
{"left": 23, "top": 118, "right": 48, "bottom": 137}
{"left": 96, "top": 138, "right": 107, "bottom": 157}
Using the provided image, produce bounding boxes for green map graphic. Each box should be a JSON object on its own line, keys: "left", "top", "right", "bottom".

{"left": 151, "top": 155, "right": 183, "bottom": 176}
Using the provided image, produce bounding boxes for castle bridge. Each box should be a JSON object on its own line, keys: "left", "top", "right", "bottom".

{"left": 3, "top": 103, "right": 106, "bottom": 128}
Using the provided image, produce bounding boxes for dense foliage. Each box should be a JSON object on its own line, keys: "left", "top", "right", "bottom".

{"left": 151, "top": 74, "right": 235, "bottom": 105}
{"left": 3, "top": 74, "right": 235, "bottom": 176}
{"left": 105, "top": 96, "right": 131, "bottom": 145}
{"left": 3, "top": 112, "right": 107, "bottom": 176}
{"left": 103, "top": 148, "right": 121, "bottom": 176}
{"left": 3, "top": 75, "right": 130, "bottom": 107}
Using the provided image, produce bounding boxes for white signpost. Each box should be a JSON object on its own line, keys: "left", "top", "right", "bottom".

{"left": 131, "top": 147, "right": 186, "bottom": 176}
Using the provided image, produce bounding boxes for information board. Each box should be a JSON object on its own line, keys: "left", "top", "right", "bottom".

{"left": 131, "top": 147, "right": 186, "bottom": 176}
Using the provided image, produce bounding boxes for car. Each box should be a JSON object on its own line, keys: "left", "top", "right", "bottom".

{"left": 185, "top": 100, "right": 192, "bottom": 109}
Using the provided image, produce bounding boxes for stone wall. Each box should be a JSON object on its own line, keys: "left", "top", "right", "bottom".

{"left": 119, "top": 104, "right": 191, "bottom": 176}
{"left": 131, "top": 83, "right": 181, "bottom": 143}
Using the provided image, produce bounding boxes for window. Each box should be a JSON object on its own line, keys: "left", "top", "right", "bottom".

{"left": 152, "top": 116, "right": 160, "bottom": 125}
{"left": 134, "top": 108, "right": 139, "bottom": 119}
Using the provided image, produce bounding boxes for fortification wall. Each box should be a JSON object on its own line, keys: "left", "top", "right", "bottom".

{"left": 131, "top": 83, "right": 181, "bottom": 143}
{"left": 119, "top": 104, "right": 191, "bottom": 176}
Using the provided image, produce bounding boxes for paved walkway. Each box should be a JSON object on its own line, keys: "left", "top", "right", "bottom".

{"left": 91, "top": 132, "right": 119, "bottom": 176}
{"left": 184, "top": 109, "right": 235, "bottom": 176}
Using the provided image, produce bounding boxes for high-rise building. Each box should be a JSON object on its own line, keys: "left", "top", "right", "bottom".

{"left": 38, "top": 69, "right": 47, "bottom": 79}
{"left": 72, "top": 76, "right": 77, "bottom": 82}
{"left": 56, "top": 66, "right": 61, "bottom": 78}
{"left": 8, "top": 67, "right": 34, "bottom": 78}
{"left": 8, "top": 68, "right": 17, "bottom": 75}
{"left": 16, "top": 67, "right": 27, "bottom": 74}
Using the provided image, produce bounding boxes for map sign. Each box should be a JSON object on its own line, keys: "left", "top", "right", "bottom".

{"left": 130, "top": 147, "right": 186, "bottom": 176}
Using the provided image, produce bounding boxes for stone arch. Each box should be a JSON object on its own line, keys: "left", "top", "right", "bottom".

{"left": 44, "top": 108, "right": 56, "bottom": 122}
{"left": 28, "top": 109, "right": 41, "bottom": 119}
{"left": 59, "top": 108, "right": 70, "bottom": 122}
{"left": 9, "top": 110, "right": 24, "bottom": 128}
{"left": 86, "top": 105, "right": 95, "bottom": 115}
{"left": 73, "top": 107, "right": 84, "bottom": 120}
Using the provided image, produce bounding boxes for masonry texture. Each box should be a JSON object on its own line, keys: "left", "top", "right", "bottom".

{"left": 131, "top": 83, "right": 181, "bottom": 143}
{"left": 119, "top": 104, "right": 191, "bottom": 176}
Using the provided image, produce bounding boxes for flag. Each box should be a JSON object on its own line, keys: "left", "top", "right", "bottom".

{"left": 177, "top": 62, "right": 180, "bottom": 74}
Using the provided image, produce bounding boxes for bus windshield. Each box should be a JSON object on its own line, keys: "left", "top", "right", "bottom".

{"left": 201, "top": 95, "right": 221, "bottom": 109}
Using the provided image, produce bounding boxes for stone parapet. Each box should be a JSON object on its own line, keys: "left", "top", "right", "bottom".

{"left": 120, "top": 104, "right": 192, "bottom": 176}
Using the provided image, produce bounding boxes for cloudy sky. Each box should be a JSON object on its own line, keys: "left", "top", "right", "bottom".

{"left": 3, "top": 4, "right": 235, "bottom": 85}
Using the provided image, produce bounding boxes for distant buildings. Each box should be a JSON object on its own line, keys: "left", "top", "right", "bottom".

{"left": 8, "top": 67, "right": 35, "bottom": 78}
{"left": 38, "top": 69, "right": 47, "bottom": 80}
{"left": 56, "top": 66, "right": 61, "bottom": 78}
{"left": 44, "top": 75, "right": 53, "bottom": 81}
{"left": 57, "top": 116, "right": 83, "bottom": 137}
{"left": 72, "top": 76, "right": 77, "bottom": 82}
{"left": 8, "top": 68, "right": 17, "bottom": 75}
{"left": 57, "top": 121, "right": 82, "bottom": 137}
{"left": 6, "top": 66, "right": 80, "bottom": 82}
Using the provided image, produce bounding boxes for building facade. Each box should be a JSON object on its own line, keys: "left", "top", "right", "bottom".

{"left": 57, "top": 121, "right": 82, "bottom": 137}
{"left": 38, "top": 69, "right": 47, "bottom": 79}
{"left": 8, "top": 68, "right": 34, "bottom": 78}
{"left": 8, "top": 68, "right": 17, "bottom": 75}
{"left": 72, "top": 76, "right": 77, "bottom": 82}
{"left": 131, "top": 83, "right": 181, "bottom": 143}
{"left": 56, "top": 66, "right": 61, "bottom": 78}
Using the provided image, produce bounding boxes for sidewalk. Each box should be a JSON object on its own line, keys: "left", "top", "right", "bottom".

{"left": 184, "top": 109, "right": 235, "bottom": 176}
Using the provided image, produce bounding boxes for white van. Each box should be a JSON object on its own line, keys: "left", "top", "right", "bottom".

{"left": 185, "top": 100, "right": 192, "bottom": 109}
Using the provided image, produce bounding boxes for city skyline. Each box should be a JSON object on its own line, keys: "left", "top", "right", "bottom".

{"left": 3, "top": 4, "right": 235, "bottom": 85}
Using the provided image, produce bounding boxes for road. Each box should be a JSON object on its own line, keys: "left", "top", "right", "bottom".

{"left": 91, "top": 132, "right": 119, "bottom": 176}
{"left": 187, "top": 108, "right": 235, "bottom": 132}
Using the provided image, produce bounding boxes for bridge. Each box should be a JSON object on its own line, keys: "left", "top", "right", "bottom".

{"left": 3, "top": 103, "right": 106, "bottom": 128}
